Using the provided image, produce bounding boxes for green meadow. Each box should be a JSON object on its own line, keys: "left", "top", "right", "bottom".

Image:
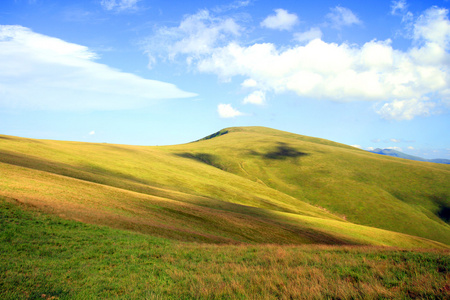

{"left": 1, "top": 199, "right": 449, "bottom": 299}
{"left": 1, "top": 126, "right": 449, "bottom": 298}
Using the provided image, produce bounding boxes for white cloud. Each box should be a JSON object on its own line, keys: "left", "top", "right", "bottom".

{"left": 366, "top": 147, "right": 375, "bottom": 151}
{"left": 243, "top": 90, "right": 265, "bottom": 105}
{"left": 197, "top": 8, "right": 449, "bottom": 119}
{"left": 390, "top": 138, "right": 401, "bottom": 143}
{"left": 146, "top": 6, "right": 450, "bottom": 121}
{"left": 326, "top": 6, "right": 361, "bottom": 28}
{"left": 387, "top": 146, "right": 403, "bottom": 151}
{"left": 413, "top": 7, "right": 450, "bottom": 47}
{"left": 198, "top": 38, "right": 423, "bottom": 101}
{"left": 360, "top": 39, "right": 394, "bottom": 70}
{"left": 100, "top": 0, "right": 140, "bottom": 12}
{"left": 408, "top": 146, "right": 415, "bottom": 150}
{"left": 261, "top": 9, "right": 299, "bottom": 31}
{"left": 390, "top": 0, "right": 414, "bottom": 31}
{"left": 144, "top": 10, "right": 241, "bottom": 63}
{"left": 294, "top": 27, "right": 323, "bottom": 43}
{"left": 0, "top": 25, "right": 196, "bottom": 111}
{"left": 213, "top": 0, "right": 252, "bottom": 13}
{"left": 391, "top": 0, "right": 408, "bottom": 16}
{"left": 377, "top": 98, "right": 435, "bottom": 120}
{"left": 89, "top": 130, "right": 95, "bottom": 135}
{"left": 351, "top": 145, "right": 362, "bottom": 149}
{"left": 217, "top": 103, "right": 243, "bottom": 118}
{"left": 241, "top": 78, "right": 258, "bottom": 88}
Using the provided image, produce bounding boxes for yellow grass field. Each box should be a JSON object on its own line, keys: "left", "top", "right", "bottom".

{"left": 1, "top": 127, "right": 449, "bottom": 247}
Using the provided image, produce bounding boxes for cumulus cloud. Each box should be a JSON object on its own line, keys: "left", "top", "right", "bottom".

{"left": 217, "top": 103, "right": 243, "bottom": 118}
{"left": 89, "top": 130, "right": 95, "bottom": 135}
{"left": 261, "top": 9, "right": 299, "bottom": 31}
{"left": 197, "top": 38, "right": 438, "bottom": 102}
{"left": 0, "top": 25, "right": 196, "bottom": 111}
{"left": 351, "top": 145, "right": 362, "bottom": 149}
{"left": 413, "top": 7, "right": 450, "bottom": 48}
{"left": 241, "top": 78, "right": 258, "bottom": 88}
{"left": 100, "top": 0, "right": 140, "bottom": 12}
{"left": 294, "top": 27, "right": 323, "bottom": 43}
{"left": 198, "top": 8, "right": 449, "bottom": 120}
{"left": 145, "top": 5, "right": 450, "bottom": 121}
{"left": 326, "top": 6, "right": 361, "bottom": 28}
{"left": 243, "top": 90, "right": 265, "bottom": 105}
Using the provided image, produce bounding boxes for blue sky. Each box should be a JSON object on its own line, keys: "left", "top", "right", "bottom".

{"left": 1, "top": 0, "right": 449, "bottom": 159}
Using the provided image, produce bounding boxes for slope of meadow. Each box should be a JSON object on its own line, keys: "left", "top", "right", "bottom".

{"left": 1, "top": 127, "right": 450, "bottom": 299}
{"left": 2, "top": 198, "right": 449, "bottom": 299}
{"left": 164, "top": 127, "right": 450, "bottom": 245}
{"left": 0, "top": 127, "right": 449, "bottom": 247}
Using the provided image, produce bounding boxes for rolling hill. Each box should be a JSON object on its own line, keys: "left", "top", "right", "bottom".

{"left": 0, "top": 126, "right": 449, "bottom": 247}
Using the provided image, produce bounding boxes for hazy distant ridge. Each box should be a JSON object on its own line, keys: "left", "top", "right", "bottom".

{"left": 369, "top": 148, "right": 450, "bottom": 164}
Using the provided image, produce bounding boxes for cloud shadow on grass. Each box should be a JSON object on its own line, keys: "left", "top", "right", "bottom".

{"left": 175, "top": 152, "right": 226, "bottom": 170}
{"left": 249, "top": 142, "right": 309, "bottom": 161}
{"left": 0, "top": 149, "right": 150, "bottom": 186}
{"left": 432, "top": 195, "right": 450, "bottom": 223}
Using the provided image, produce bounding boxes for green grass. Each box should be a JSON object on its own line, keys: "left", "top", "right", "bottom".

{"left": 164, "top": 127, "right": 450, "bottom": 244}
{"left": 1, "top": 127, "right": 450, "bottom": 298}
{"left": 1, "top": 198, "right": 449, "bottom": 299}
{"left": 3, "top": 160, "right": 443, "bottom": 248}
{"left": 0, "top": 127, "right": 449, "bottom": 247}
{"left": 0, "top": 199, "right": 450, "bottom": 299}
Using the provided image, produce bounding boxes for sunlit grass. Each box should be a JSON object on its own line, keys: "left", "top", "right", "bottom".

{"left": 1, "top": 124, "right": 449, "bottom": 299}
{"left": 0, "top": 161, "right": 446, "bottom": 248}
{"left": 163, "top": 127, "right": 450, "bottom": 244}
{"left": 1, "top": 199, "right": 449, "bottom": 299}
{"left": 0, "top": 127, "right": 449, "bottom": 246}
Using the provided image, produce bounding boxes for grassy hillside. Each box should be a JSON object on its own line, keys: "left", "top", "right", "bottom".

{"left": 165, "top": 127, "right": 450, "bottom": 244}
{"left": 1, "top": 127, "right": 450, "bottom": 298}
{"left": 0, "top": 127, "right": 449, "bottom": 247}
{"left": 1, "top": 198, "right": 449, "bottom": 299}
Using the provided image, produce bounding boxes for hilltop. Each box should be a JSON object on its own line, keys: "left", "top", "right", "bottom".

{"left": 0, "top": 126, "right": 449, "bottom": 247}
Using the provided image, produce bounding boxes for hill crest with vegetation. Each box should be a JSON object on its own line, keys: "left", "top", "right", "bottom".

{"left": 0, "top": 126, "right": 449, "bottom": 247}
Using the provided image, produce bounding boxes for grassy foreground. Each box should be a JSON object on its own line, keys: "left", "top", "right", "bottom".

{"left": 1, "top": 198, "right": 449, "bottom": 299}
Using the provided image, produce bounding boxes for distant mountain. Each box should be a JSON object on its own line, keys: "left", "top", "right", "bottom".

{"left": 369, "top": 148, "right": 450, "bottom": 164}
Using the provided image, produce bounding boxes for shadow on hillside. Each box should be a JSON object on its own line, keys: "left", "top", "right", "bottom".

{"left": 0, "top": 149, "right": 150, "bottom": 186}
{"left": 432, "top": 196, "right": 450, "bottom": 224}
{"left": 176, "top": 152, "right": 225, "bottom": 170}
{"left": 250, "top": 142, "right": 308, "bottom": 160}
{"left": 438, "top": 205, "right": 450, "bottom": 223}
{"left": 196, "top": 130, "right": 229, "bottom": 142}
